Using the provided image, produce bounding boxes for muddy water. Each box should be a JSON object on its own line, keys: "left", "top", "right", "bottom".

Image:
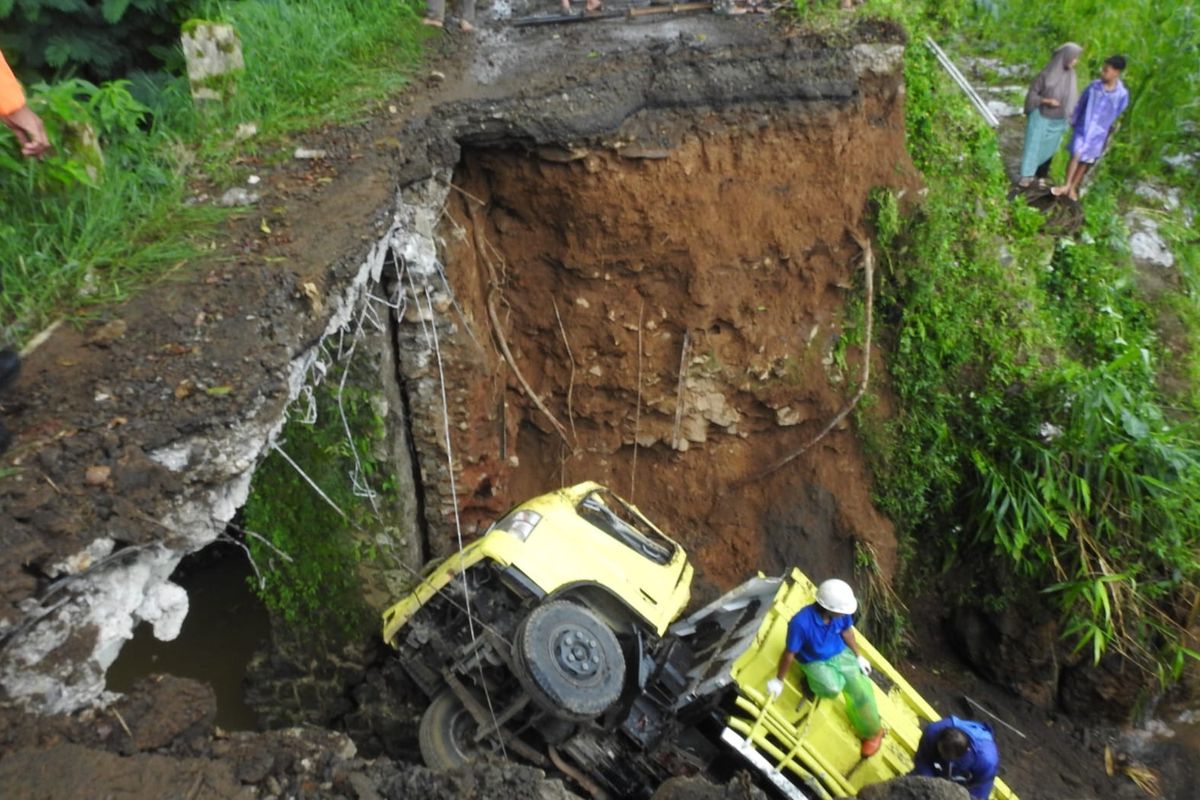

{"left": 106, "top": 544, "right": 269, "bottom": 730}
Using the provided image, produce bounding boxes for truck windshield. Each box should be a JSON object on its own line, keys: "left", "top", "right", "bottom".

{"left": 575, "top": 490, "right": 675, "bottom": 565}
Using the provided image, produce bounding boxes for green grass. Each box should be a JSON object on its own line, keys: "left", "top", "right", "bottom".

{"left": 0, "top": 0, "right": 428, "bottom": 344}
{"left": 855, "top": 1, "right": 1200, "bottom": 684}
{"left": 185, "top": 0, "right": 428, "bottom": 142}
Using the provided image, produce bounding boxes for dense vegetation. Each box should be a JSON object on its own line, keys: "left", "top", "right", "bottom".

{"left": 1, "top": 0, "right": 194, "bottom": 83}
{"left": 241, "top": 357, "right": 398, "bottom": 633}
{"left": 858, "top": 0, "right": 1199, "bottom": 683}
{"left": 0, "top": 0, "right": 427, "bottom": 345}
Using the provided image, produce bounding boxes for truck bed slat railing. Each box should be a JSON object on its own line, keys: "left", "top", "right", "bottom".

{"left": 735, "top": 696, "right": 845, "bottom": 792}
{"left": 776, "top": 697, "right": 821, "bottom": 775}
{"left": 720, "top": 725, "right": 831, "bottom": 800}
{"left": 729, "top": 693, "right": 855, "bottom": 798}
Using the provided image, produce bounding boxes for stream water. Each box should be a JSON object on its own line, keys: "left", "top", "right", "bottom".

{"left": 106, "top": 542, "right": 270, "bottom": 730}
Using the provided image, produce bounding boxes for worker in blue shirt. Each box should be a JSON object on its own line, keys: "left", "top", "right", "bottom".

{"left": 766, "top": 578, "right": 884, "bottom": 757}
{"left": 910, "top": 716, "right": 1000, "bottom": 799}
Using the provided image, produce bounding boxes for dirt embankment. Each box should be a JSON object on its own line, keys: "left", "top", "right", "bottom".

{"left": 424, "top": 106, "right": 919, "bottom": 593}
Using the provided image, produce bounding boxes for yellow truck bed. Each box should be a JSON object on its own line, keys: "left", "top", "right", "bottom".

{"left": 721, "top": 569, "right": 1019, "bottom": 800}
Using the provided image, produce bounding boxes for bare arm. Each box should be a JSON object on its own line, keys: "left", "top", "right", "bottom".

{"left": 842, "top": 627, "right": 863, "bottom": 657}
{"left": 0, "top": 51, "right": 49, "bottom": 157}
{"left": 776, "top": 649, "right": 795, "bottom": 681}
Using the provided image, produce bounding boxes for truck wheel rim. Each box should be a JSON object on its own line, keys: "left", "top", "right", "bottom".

{"left": 554, "top": 625, "right": 603, "bottom": 678}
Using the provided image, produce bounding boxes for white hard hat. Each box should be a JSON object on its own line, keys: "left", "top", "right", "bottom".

{"left": 815, "top": 578, "right": 858, "bottom": 615}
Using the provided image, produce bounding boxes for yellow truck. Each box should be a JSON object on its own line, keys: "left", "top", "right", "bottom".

{"left": 381, "top": 482, "right": 1019, "bottom": 799}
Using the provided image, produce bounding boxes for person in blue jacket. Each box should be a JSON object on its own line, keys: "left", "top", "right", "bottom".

{"left": 910, "top": 716, "right": 1000, "bottom": 800}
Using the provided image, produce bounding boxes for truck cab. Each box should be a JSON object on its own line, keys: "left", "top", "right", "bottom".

{"left": 381, "top": 482, "right": 694, "bottom": 774}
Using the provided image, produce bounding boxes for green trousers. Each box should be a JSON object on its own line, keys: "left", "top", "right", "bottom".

{"left": 800, "top": 649, "right": 882, "bottom": 739}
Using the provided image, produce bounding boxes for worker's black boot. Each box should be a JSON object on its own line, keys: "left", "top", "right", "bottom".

{"left": 0, "top": 349, "right": 18, "bottom": 391}
{"left": 0, "top": 349, "right": 19, "bottom": 455}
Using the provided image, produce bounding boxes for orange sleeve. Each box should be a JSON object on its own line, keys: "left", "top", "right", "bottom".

{"left": 0, "top": 50, "right": 28, "bottom": 116}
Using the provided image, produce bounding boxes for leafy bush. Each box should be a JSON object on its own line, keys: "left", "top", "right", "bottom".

{"left": 1, "top": 0, "right": 427, "bottom": 343}
{"left": 969, "top": 353, "right": 1200, "bottom": 678}
{"left": 0, "top": 0, "right": 196, "bottom": 82}
{"left": 0, "top": 77, "right": 150, "bottom": 187}
{"left": 0, "top": 76, "right": 203, "bottom": 338}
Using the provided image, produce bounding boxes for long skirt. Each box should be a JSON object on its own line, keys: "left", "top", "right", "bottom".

{"left": 800, "top": 649, "right": 882, "bottom": 739}
{"left": 1020, "top": 108, "right": 1066, "bottom": 179}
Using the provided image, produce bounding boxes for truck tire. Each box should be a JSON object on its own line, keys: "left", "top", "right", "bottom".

{"left": 419, "top": 689, "right": 480, "bottom": 770}
{"left": 513, "top": 600, "right": 625, "bottom": 720}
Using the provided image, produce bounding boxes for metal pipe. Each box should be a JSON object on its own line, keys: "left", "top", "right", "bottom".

{"left": 925, "top": 36, "right": 1000, "bottom": 128}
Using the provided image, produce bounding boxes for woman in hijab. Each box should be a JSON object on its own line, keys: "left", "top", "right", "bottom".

{"left": 1018, "top": 42, "right": 1083, "bottom": 187}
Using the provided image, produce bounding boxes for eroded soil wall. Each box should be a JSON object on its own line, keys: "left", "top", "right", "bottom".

{"left": 1, "top": 16, "right": 916, "bottom": 714}
{"left": 405, "top": 93, "right": 919, "bottom": 591}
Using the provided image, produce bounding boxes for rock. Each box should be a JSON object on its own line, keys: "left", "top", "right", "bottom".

{"left": 1133, "top": 182, "right": 1181, "bottom": 212}
{"left": 217, "top": 187, "right": 260, "bottom": 207}
{"left": 857, "top": 775, "right": 970, "bottom": 800}
{"left": 87, "top": 319, "right": 127, "bottom": 346}
{"left": 1126, "top": 210, "right": 1175, "bottom": 268}
{"left": 776, "top": 406, "right": 806, "bottom": 427}
{"left": 84, "top": 465, "right": 112, "bottom": 486}
{"left": 947, "top": 598, "right": 1060, "bottom": 708}
{"left": 652, "top": 773, "right": 768, "bottom": 800}
{"left": 985, "top": 98, "right": 1022, "bottom": 118}
{"left": 1162, "top": 152, "right": 1197, "bottom": 171}
{"left": 110, "top": 675, "right": 216, "bottom": 753}
{"left": 181, "top": 22, "right": 244, "bottom": 103}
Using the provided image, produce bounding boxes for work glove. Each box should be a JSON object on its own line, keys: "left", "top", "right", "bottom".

{"left": 857, "top": 655, "right": 872, "bottom": 676}
{"left": 766, "top": 678, "right": 784, "bottom": 699}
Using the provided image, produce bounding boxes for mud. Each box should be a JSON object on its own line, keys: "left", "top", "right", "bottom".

{"left": 0, "top": 675, "right": 577, "bottom": 800}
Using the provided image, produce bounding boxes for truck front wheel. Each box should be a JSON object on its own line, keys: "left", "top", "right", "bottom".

{"left": 419, "top": 689, "right": 482, "bottom": 770}
{"left": 514, "top": 600, "right": 626, "bottom": 720}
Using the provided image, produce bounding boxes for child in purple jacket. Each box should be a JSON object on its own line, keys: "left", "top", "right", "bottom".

{"left": 1052, "top": 55, "right": 1129, "bottom": 200}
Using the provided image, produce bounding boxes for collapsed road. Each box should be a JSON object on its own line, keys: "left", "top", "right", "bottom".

{"left": 1, "top": 4, "right": 1195, "bottom": 799}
